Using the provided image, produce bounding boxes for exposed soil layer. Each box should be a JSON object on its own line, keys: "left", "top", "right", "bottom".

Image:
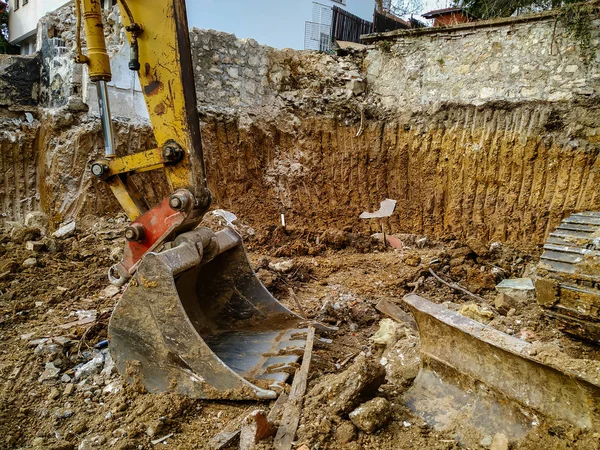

{"left": 6, "top": 99, "right": 600, "bottom": 251}
{"left": 1, "top": 216, "right": 598, "bottom": 450}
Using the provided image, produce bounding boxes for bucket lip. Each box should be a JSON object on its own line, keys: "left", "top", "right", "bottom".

{"left": 403, "top": 293, "right": 600, "bottom": 388}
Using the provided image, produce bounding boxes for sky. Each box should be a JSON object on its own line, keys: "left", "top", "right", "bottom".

{"left": 186, "top": 0, "right": 449, "bottom": 50}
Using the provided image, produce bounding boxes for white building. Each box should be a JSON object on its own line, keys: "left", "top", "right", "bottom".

{"left": 304, "top": 0, "right": 374, "bottom": 51}
{"left": 7, "top": 0, "right": 116, "bottom": 55}
{"left": 8, "top": 0, "right": 70, "bottom": 54}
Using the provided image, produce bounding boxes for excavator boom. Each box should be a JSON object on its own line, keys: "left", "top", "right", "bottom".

{"left": 74, "top": 0, "right": 314, "bottom": 400}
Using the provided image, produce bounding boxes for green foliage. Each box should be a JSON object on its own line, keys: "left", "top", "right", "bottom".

{"left": 379, "top": 40, "right": 392, "bottom": 53}
{"left": 456, "top": 0, "right": 580, "bottom": 20}
{"left": 558, "top": 2, "right": 596, "bottom": 66}
{"left": 0, "top": 9, "right": 9, "bottom": 52}
{"left": 0, "top": 7, "right": 20, "bottom": 55}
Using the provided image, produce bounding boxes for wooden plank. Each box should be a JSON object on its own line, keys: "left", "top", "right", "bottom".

{"left": 376, "top": 298, "right": 417, "bottom": 331}
{"left": 273, "top": 326, "right": 316, "bottom": 450}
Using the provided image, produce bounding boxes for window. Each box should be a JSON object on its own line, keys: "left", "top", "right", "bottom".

{"left": 23, "top": 0, "right": 27, "bottom": 4}
{"left": 14, "top": 0, "right": 19, "bottom": 11}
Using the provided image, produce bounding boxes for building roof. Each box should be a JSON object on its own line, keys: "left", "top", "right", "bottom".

{"left": 422, "top": 7, "right": 477, "bottom": 19}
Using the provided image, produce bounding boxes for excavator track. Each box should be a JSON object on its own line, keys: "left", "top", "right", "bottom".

{"left": 536, "top": 211, "right": 600, "bottom": 343}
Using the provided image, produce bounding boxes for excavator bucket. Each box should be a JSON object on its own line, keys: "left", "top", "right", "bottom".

{"left": 108, "top": 227, "right": 310, "bottom": 400}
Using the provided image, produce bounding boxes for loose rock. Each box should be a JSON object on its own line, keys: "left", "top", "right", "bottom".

{"left": 22, "top": 257, "right": 37, "bottom": 268}
{"left": 53, "top": 222, "right": 76, "bottom": 239}
{"left": 335, "top": 421, "right": 356, "bottom": 443}
{"left": 38, "top": 362, "right": 61, "bottom": 383}
{"left": 26, "top": 241, "right": 45, "bottom": 252}
{"left": 349, "top": 397, "right": 391, "bottom": 433}
{"left": 490, "top": 433, "right": 509, "bottom": 450}
{"left": 268, "top": 259, "right": 294, "bottom": 273}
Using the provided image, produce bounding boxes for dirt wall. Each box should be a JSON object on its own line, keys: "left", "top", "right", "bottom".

{"left": 200, "top": 100, "right": 600, "bottom": 246}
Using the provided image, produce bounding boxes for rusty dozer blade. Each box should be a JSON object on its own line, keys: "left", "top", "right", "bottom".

{"left": 108, "top": 227, "right": 309, "bottom": 400}
{"left": 403, "top": 294, "right": 600, "bottom": 443}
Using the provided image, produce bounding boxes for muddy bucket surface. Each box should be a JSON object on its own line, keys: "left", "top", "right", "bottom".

{"left": 108, "top": 227, "right": 307, "bottom": 400}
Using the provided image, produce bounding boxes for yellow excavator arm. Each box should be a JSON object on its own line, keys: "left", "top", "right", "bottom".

{"left": 74, "top": 0, "right": 320, "bottom": 401}
{"left": 75, "top": 0, "right": 211, "bottom": 285}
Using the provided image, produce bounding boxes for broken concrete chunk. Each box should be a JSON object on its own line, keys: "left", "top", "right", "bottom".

{"left": 25, "top": 241, "right": 45, "bottom": 252}
{"left": 349, "top": 397, "right": 391, "bottom": 433}
{"left": 11, "top": 225, "right": 41, "bottom": 243}
{"left": 495, "top": 293, "right": 517, "bottom": 316}
{"left": 75, "top": 352, "right": 105, "bottom": 380}
{"left": 370, "top": 318, "right": 402, "bottom": 347}
{"left": 495, "top": 278, "right": 535, "bottom": 303}
{"left": 100, "top": 285, "right": 120, "bottom": 299}
{"left": 459, "top": 303, "right": 494, "bottom": 323}
{"left": 38, "top": 362, "right": 61, "bottom": 383}
{"left": 382, "top": 334, "right": 420, "bottom": 384}
{"left": 211, "top": 209, "right": 238, "bottom": 225}
{"left": 304, "top": 354, "right": 386, "bottom": 416}
{"left": 268, "top": 259, "right": 294, "bottom": 273}
{"left": 52, "top": 221, "right": 76, "bottom": 239}
{"left": 24, "top": 211, "right": 49, "bottom": 232}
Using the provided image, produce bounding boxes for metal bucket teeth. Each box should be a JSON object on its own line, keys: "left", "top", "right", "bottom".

{"left": 108, "top": 227, "right": 307, "bottom": 400}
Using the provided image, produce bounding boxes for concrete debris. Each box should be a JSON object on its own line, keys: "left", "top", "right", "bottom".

{"left": 304, "top": 354, "right": 386, "bottom": 416}
{"left": 11, "top": 225, "right": 42, "bottom": 243}
{"left": 25, "top": 240, "right": 45, "bottom": 252}
{"left": 359, "top": 199, "right": 397, "bottom": 219}
{"left": 103, "top": 381, "right": 121, "bottom": 395}
{"left": 53, "top": 221, "right": 76, "bottom": 239}
{"left": 24, "top": 211, "right": 49, "bottom": 232}
{"left": 370, "top": 318, "right": 402, "bottom": 347}
{"left": 78, "top": 435, "right": 106, "bottom": 450}
{"left": 22, "top": 257, "right": 37, "bottom": 268}
{"left": 268, "top": 259, "right": 294, "bottom": 273}
{"left": 381, "top": 334, "right": 420, "bottom": 384}
{"left": 74, "top": 351, "right": 105, "bottom": 380}
{"left": 48, "top": 387, "right": 60, "bottom": 400}
{"left": 480, "top": 435, "right": 493, "bottom": 447}
{"left": 38, "top": 362, "right": 61, "bottom": 383}
{"left": 211, "top": 209, "right": 238, "bottom": 225}
{"left": 495, "top": 278, "right": 535, "bottom": 303}
{"left": 349, "top": 397, "right": 391, "bottom": 433}
{"left": 459, "top": 303, "right": 494, "bottom": 323}
{"left": 99, "top": 284, "right": 120, "bottom": 299}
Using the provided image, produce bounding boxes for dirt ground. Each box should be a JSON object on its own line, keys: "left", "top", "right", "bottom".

{"left": 0, "top": 213, "right": 599, "bottom": 450}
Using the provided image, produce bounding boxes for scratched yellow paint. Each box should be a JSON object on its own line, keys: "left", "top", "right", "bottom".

{"left": 117, "top": 0, "right": 196, "bottom": 193}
